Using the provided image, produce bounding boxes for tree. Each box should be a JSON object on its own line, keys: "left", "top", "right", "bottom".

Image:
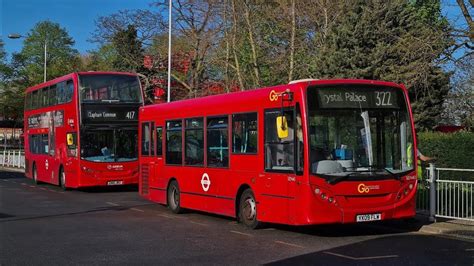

{"left": 0, "top": 39, "right": 12, "bottom": 81}
{"left": 441, "top": 55, "right": 474, "bottom": 130}
{"left": 312, "top": 0, "right": 452, "bottom": 130}
{"left": 82, "top": 44, "right": 119, "bottom": 71}
{"left": 111, "top": 25, "right": 145, "bottom": 71}
{"left": 14, "top": 21, "right": 81, "bottom": 85}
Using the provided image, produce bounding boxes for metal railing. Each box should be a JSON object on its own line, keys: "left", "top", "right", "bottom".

{"left": 0, "top": 150, "right": 25, "bottom": 169}
{"left": 417, "top": 164, "right": 474, "bottom": 222}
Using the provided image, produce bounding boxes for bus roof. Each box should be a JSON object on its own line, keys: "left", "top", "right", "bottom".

{"left": 141, "top": 78, "right": 404, "bottom": 116}
{"left": 25, "top": 71, "right": 138, "bottom": 93}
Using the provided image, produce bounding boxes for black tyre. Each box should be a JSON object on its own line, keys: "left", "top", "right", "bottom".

{"left": 239, "top": 188, "right": 261, "bottom": 229}
{"left": 59, "top": 167, "right": 68, "bottom": 191}
{"left": 167, "top": 180, "right": 182, "bottom": 214}
{"left": 32, "top": 164, "right": 39, "bottom": 184}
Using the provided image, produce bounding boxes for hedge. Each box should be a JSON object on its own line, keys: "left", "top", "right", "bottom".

{"left": 418, "top": 131, "right": 474, "bottom": 180}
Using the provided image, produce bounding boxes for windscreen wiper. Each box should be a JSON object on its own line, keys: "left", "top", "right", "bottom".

{"left": 326, "top": 170, "right": 372, "bottom": 185}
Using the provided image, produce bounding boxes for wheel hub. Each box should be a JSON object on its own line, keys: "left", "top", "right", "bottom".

{"left": 243, "top": 198, "right": 256, "bottom": 220}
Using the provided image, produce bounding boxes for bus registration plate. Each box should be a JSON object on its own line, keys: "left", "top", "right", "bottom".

{"left": 107, "top": 180, "right": 123, "bottom": 186}
{"left": 356, "top": 213, "right": 381, "bottom": 222}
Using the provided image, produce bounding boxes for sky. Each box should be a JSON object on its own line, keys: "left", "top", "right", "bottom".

{"left": 0, "top": 0, "right": 470, "bottom": 58}
{"left": 1, "top": 0, "right": 152, "bottom": 56}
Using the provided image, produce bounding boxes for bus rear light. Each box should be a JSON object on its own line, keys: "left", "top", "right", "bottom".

{"left": 321, "top": 193, "right": 327, "bottom": 200}
{"left": 409, "top": 184, "right": 414, "bottom": 190}
{"left": 328, "top": 197, "right": 334, "bottom": 203}
{"left": 404, "top": 189, "right": 409, "bottom": 195}
{"left": 314, "top": 188, "right": 321, "bottom": 195}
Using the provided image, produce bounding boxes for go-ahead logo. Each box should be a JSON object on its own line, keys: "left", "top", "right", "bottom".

{"left": 269, "top": 90, "right": 279, "bottom": 101}
{"left": 357, "top": 183, "right": 380, "bottom": 193}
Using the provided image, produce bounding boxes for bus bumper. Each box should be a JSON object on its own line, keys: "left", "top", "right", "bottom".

{"left": 294, "top": 185, "right": 416, "bottom": 225}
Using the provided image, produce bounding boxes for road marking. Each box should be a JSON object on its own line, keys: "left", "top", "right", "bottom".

{"left": 323, "top": 251, "right": 398, "bottom": 260}
{"left": 1, "top": 179, "right": 8, "bottom": 182}
{"left": 21, "top": 183, "right": 27, "bottom": 185}
{"left": 158, "top": 214, "right": 176, "bottom": 219}
{"left": 190, "top": 221, "right": 208, "bottom": 226}
{"left": 131, "top": 208, "right": 145, "bottom": 212}
{"left": 106, "top": 202, "right": 120, "bottom": 206}
{"left": 230, "top": 230, "right": 253, "bottom": 237}
{"left": 466, "top": 248, "right": 474, "bottom": 251}
{"left": 274, "top": 240, "right": 304, "bottom": 248}
{"left": 40, "top": 188, "right": 47, "bottom": 191}
{"left": 48, "top": 189, "right": 57, "bottom": 193}
{"left": 263, "top": 228, "right": 275, "bottom": 231}
{"left": 29, "top": 185, "right": 36, "bottom": 188}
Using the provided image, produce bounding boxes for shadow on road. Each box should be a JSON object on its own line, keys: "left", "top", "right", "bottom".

{"left": 266, "top": 234, "right": 473, "bottom": 265}
{"left": 0, "top": 203, "right": 154, "bottom": 223}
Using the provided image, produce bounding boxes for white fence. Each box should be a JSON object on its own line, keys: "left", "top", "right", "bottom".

{"left": 417, "top": 165, "right": 474, "bottom": 222}
{"left": 0, "top": 150, "right": 25, "bottom": 168}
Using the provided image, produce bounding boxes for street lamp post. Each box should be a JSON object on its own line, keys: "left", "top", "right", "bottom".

{"left": 8, "top": 33, "right": 47, "bottom": 82}
{"left": 167, "top": 0, "right": 172, "bottom": 103}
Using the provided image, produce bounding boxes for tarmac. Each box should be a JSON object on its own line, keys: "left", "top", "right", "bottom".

{"left": 1, "top": 166, "right": 473, "bottom": 242}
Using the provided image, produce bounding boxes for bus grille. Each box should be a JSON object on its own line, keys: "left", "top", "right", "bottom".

{"left": 141, "top": 164, "right": 149, "bottom": 195}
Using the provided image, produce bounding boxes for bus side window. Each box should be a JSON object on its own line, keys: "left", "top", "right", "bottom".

{"left": 232, "top": 112, "right": 257, "bottom": 154}
{"left": 65, "top": 80, "right": 74, "bottom": 103}
{"left": 185, "top": 118, "right": 204, "bottom": 166}
{"left": 207, "top": 116, "right": 229, "bottom": 168}
{"left": 49, "top": 84, "right": 57, "bottom": 106}
{"left": 166, "top": 120, "right": 183, "bottom": 165}
{"left": 156, "top": 127, "right": 163, "bottom": 156}
{"left": 141, "top": 122, "right": 151, "bottom": 156}
{"left": 150, "top": 122, "right": 155, "bottom": 156}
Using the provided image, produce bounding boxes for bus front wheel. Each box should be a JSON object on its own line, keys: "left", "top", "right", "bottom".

{"left": 239, "top": 189, "right": 261, "bottom": 229}
{"left": 167, "top": 180, "right": 182, "bottom": 214}
{"left": 32, "top": 164, "right": 39, "bottom": 184}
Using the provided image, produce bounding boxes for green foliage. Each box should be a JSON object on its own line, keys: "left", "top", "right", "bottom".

{"left": 418, "top": 131, "right": 474, "bottom": 171}
{"left": 0, "top": 40, "right": 13, "bottom": 81}
{"left": 83, "top": 44, "right": 119, "bottom": 71}
{"left": 312, "top": 0, "right": 451, "bottom": 131}
{"left": 14, "top": 21, "right": 81, "bottom": 85}
{"left": 111, "top": 25, "right": 144, "bottom": 71}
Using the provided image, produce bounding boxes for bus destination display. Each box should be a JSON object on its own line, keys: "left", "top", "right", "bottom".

{"left": 81, "top": 104, "right": 138, "bottom": 124}
{"left": 317, "top": 87, "right": 399, "bottom": 109}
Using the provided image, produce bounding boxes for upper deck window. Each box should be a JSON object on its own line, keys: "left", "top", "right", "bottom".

{"left": 79, "top": 74, "right": 142, "bottom": 104}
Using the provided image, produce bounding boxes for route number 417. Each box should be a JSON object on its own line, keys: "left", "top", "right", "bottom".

{"left": 126, "top": 111, "right": 136, "bottom": 119}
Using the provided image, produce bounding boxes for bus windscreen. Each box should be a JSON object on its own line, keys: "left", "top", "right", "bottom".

{"left": 307, "top": 85, "right": 414, "bottom": 181}
{"left": 79, "top": 74, "right": 142, "bottom": 103}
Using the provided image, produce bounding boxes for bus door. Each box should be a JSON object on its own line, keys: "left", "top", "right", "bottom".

{"left": 140, "top": 122, "right": 155, "bottom": 196}
{"left": 262, "top": 108, "right": 297, "bottom": 223}
{"left": 153, "top": 125, "right": 165, "bottom": 189}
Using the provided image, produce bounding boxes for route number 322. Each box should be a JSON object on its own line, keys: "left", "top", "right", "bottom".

{"left": 375, "top": 91, "right": 392, "bottom": 106}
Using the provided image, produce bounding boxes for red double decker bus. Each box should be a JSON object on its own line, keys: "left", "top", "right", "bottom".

{"left": 139, "top": 79, "right": 418, "bottom": 228}
{"left": 24, "top": 72, "right": 143, "bottom": 189}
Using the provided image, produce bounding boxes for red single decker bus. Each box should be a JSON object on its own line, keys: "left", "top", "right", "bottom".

{"left": 139, "top": 79, "right": 418, "bottom": 228}
{"left": 24, "top": 72, "right": 143, "bottom": 189}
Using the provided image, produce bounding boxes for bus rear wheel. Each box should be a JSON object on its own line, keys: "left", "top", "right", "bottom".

{"left": 59, "top": 168, "right": 68, "bottom": 191}
{"left": 239, "top": 189, "right": 261, "bottom": 229}
{"left": 167, "top": 180, "right": 182, "bottom": 214}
